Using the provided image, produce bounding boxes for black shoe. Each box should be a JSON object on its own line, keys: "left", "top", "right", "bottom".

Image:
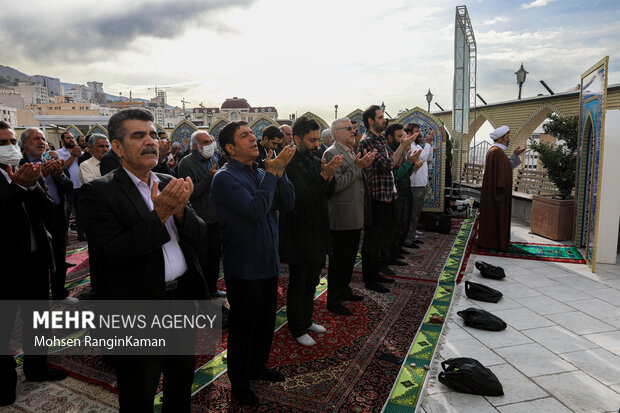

{"left": 392, "top": 254, "right": 405, "bottom": 260}
{"left": 25, "top": 368, "right": 67, "bottom": 382}
{"left": 404, "top": 242, "right": 420, "bottom": 249}
{"left": 378, "top": 265, "right": 395, "bottom": 275}
{"left": 343, "top": 293, "right": 364, "bottom": 302}
{"left": 327, "top": 301, "right": 353, "bottom": 315}
{"left": 399, "top": 248, "right": 410, "bottom": 255}
{"left": 251, "top": 368, "right": 285, "bottom": 382}
{"left": 389, "top": 259, "right": 407, "bottom": 266}
{"left": 365, "top": 282, "right": 390, "bottom": 293}
{"left": 378, "top": 275, "right": 395, "bottom": 284}
{"left": 65, "top": 262, "right": 76, "bottom": 268}
{"left": 232, "top": 388, "right": 258, "bottom": 406}
{"left": 413, "top": 239, "right": 424, "bottom": 244}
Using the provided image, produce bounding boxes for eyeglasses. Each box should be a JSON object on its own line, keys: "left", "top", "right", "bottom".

{"left": 337, "top": 126, "right": 357, "bottom": 132}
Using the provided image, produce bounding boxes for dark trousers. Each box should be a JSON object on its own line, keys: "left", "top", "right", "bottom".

{"left": 390, "top": 198, "right": 408, "bottom": 256}
{"left": 287, "top": 263, "right": 322, "bottom": 338}
{"left": 110, "top": 354, "right": 195, "bottom": 413}
{"left": 0, "top": 251, "right": 51, "bottom": 401}
{"left": 65, "top": 189, "right": 83, "bottom": 237}
{"left": 201, "top": 223, "right": 222, "bottom": 295}
{"left": 225, "top": 276, "right": 278, "bottom": 392}
{"left": 362, "top": 200, "right": 390, "bottom": 285}
{"left": 328, "top": 229, "right": 361, "bottom": 305}
{"left": 49, "top": 204, "right": 68, "bottom": 299}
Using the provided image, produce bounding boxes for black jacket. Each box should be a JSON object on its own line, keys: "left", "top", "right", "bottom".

{"left": 80, "top": 167, "right": 208, "bottom": 300}
{"left": 99, "top": 150, "right": 120, "bottom": 176}
{"left": 176, "top": 152, "right": 218, "bottom": 224}
{"left": 280, "top": 151, "right": 334, "bottom": 266}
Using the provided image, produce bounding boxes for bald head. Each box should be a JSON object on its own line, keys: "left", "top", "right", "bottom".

{"left": 280, "top": 125, "right": 293, "bottom": 146}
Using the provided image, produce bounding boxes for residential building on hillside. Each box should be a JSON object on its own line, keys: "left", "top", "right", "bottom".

{"left": 0, "top": 104, "right": 17, "bottom": 125}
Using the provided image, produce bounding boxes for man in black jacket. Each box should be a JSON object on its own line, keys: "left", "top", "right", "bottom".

{"left": 0, "top": 121, "right": 67, "bottom": 407}
{"left": 80, "top": 109, "right": 208, "bottom": 412}
{"left": 282, "top": 116, "right": 342, "bottom": 347}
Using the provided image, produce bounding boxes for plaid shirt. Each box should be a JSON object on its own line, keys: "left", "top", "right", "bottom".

{"left": 358, "top": 131, "right": 395, "bottom": 202}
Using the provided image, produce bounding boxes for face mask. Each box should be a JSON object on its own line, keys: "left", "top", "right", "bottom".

{"left": 0, "top": 144, "right": 22, "bottom": 167}
{"left": 202, "top": 143, "right": 215, "bottom": 159}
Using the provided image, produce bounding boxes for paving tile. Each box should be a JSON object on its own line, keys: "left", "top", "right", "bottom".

{"left": 564, "top": 298, "right": 620, "bottom": 319}
{"left": 467, "top": 295, "right": 523, "bottom": 312}
{"left": 438, "top": 337, "right": 505, "bottom": 367}
{"left": 612, "top": 383, "right": 620, "bottom": 393}
{"left": 555, "top": 275, "right": 609, "bottom": 291}
{"left": 534, "top": 371, "right": 620, "bottom": 413}
{"left": 560, "top": 347, "right": 620, "bottom": 385}
{"left": 595, "top": 262, "right": 620, "bottom": 275}
{"left": 462, "top": 325, "right": 533, "bottom": 349}
{"left": 585, "top": 287, "right": 620, "bottom": 307}
{"left": 547, "top": 311, "right": 616, "bottom": 335}
{"left": 603, "top": 278, "right": 620, "bottom": 289}
{"left": 495, "top": 343, "right": 576, "bottom": 377}
{"left": 542, "top": 285, "right": 589, "bottom": 302}
{"left": 496, "top": 397, "right": 573, "bottom": 413}
{"left": 605, "top": 317, "right": 620, "bottom": 329}
{"left": 442, "top": 322, "right": 474, "bottom": 342}
{"left": 521, "top": 325, "right": 599, "bottom": 354}
{"left": 583, "top": 330, "right": 620, "bottom": 356}
{"left": 470, "top": 272, "right": 514, "bottom": 287}
{"left": 510, "top": 273, "right": 560, "bottom": 288}
{"left": 423, "top": 391, "right": 499, "bottom": 413}
{"left": 492, "top": 307, "right": 555, "bottom": 331}
{"left": 515, "top": 295, "right": 574, "bottom": 315}
{"left": 483, "top": 363, "right": 548, "bottom": 406}
{"left": 491, "top": 283, "right": 542, "bottom": 300}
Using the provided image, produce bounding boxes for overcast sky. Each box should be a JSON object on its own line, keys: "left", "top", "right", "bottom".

{"left": 2, "top": 0, "right": 619, "bottom": 139}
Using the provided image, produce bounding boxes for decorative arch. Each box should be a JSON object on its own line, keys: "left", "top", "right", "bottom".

{"left": 154, "top": 122, "right": 166, "bottom": 134}
{"left": 509, "top": 102, "right": 567, "bottom": 152}
{"left": 86, "top": 123, "right": 108, "bottom": 137}
{"left": 65, "top": 124, "right": 82, "bottom": 138}
{"left": 209, "top": 118, "right": 230, "bottom": 140}
{"left": 299, "top": 111, "right": 329, "bottom": 131}
{"left": 395, "top": 107, "right": 446, "bottom": 212}
{"left": 250, "top": 116, "right": 279, "bottom": 140}
{"left": 465, "top": 111, "right": 497, "bottom": 147}
{"left": 345, "top": 109, "right": 365, "bottom": 136}
{"left": 171, "top": 119, "right": 198, "bottom": 152}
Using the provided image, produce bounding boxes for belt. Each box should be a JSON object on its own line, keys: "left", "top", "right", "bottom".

{"left": 165, "top": 279, "right": 179, "bottom": 291}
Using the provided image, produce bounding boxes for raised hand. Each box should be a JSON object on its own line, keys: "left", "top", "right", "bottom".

{"left": 407, "top": 149, "right": 422, "bottom": 164}
{"left": 7, "top": 163, "right": 41, "bottom": 187}
{"left": 321, "top": 155, "right": 343, "bottom": 180}
{"left": 209, "top": 163, "right": 218, "bottom": 176}
{"left": 401, "top": 133, "right": 416, "bottom": 148}
{"left": 70, "top": 147, "right": 81, "bottom": 158}
{"left": 514, "top": 146, "right": 526, "bottom": 155}
{"left": 40, "top": 160, "right": 56, "bottom": 177}
{"left": 426, "top": 130, "right": 435, "bottom": 144}
{"left": 354, "top": 149, "right": 376, "bottom": 169}
{"left": 151, "top": 178, "right": 192, "bottom": 224}
{"left": 265, "top": 146, "right": 295, "bottom": 177}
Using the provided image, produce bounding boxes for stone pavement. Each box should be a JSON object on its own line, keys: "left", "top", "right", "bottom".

{"left": 420, "top": 219, "right": 620, "bottom": 413}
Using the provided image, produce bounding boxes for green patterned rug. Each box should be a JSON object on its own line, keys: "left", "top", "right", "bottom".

{"left": 383, "top": 214, "right": 476, "bottom": 413}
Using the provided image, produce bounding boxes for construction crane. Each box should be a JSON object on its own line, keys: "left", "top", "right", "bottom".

{"left": 181, "top": 98, "right": 191, "bottom": 117}
{"left": 148, "top": 85, "right": 171, "bottom": 106}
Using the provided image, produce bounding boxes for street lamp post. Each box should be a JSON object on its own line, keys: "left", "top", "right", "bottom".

{"left": 515, "top": 63, "right": 528, "bottom": 100}
{"left": 334, "top": 104, "right": 338, "bottom": 119}
{"left": 425, "top": 89, "right": 433, "bottom": 113}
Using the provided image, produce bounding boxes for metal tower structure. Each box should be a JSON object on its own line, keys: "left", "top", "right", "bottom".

{"left": 452, "top": 5, "right": 477, "bottom": 196}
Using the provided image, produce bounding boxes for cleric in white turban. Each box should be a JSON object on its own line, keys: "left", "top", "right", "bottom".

{"left": 478, "top": 126, "right": 526, "bottom": 251}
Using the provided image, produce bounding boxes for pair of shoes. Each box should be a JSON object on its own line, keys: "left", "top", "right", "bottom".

{"left": 251, "top": 368, "right": 285, "bottom": 382}
{"left": 404, "top": 242, "right": 420, "bottom": 249}
{"left": 378, "top": 265, "right": 395, "bottom": 275}
{"left": 365, "top": 282, "right": 390, "bottom": 293}
{"left": 25, "top": 368, "right": 67, "bottom": 382}
{"left": 327, "top": 301, "right": 353, "bottom": 316}
{"left": 308, "top": 323, "right": 326, "bottom": 333}
{"left": 389, "top": 259, "right": 407, "bottom": 266}
{"left": 65, "top": 262, "right": 76, "bottom": 268}
{"left": 296, "top": 333, "right": 316, "bottom": 346}
{"left": 343, "top": 293, "right": 363, "bottom": 301}
{"left": 60, "top": 296, "right": 79, "bottom": 304}
{"left": 378, "top": 275, "right": 395, "bottom": 284}
{"left": 211, "top": 290, "right": 227, "bottom": 298}
{"left": 232, "top": 388, "right": 258, "bottom": 406}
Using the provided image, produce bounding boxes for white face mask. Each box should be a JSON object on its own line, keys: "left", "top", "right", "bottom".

{"left": 0, "top": 144, "right": 22, "bottom": 167}
{"left": 202, "top": 142, "right": 215, "bottom": 159}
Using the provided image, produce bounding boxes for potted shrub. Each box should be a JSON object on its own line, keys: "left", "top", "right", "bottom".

{"left": 528, "top": 114, "right": 578, "bottom": 240}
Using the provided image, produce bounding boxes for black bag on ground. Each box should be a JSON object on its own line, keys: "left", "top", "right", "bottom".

{"left": 439, "top": 213, "right": 451, "bottom": 234}
{"left": 457, "top": 307, "right": 507, "bottom": 331}
{"left": 465, "top": 281, "right": 503, "bottom": 303}
{"left": 475, "top": 261, "right": 506, "bottom": 279}
{"left": 438, "top": 357, "right": 504, "bottom": 396}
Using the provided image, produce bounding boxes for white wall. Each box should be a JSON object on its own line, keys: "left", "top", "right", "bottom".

{"left": 596, "top": 109, "right": 620, "bottom": 264}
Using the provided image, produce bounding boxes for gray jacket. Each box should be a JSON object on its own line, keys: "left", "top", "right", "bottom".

{"left": 323, "top": 141, "right": 370, "bottom": 230}
{"left": 177, "top": 152, "right": 218, "bottom": 224}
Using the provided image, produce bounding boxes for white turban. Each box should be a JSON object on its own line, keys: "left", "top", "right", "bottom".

{"left": 490, "top": 126, "right": 510, "bottom": 141}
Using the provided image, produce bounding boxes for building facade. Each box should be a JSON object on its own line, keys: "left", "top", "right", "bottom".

{"left": 191, "top": 97, "right": 278, "bottom": 128}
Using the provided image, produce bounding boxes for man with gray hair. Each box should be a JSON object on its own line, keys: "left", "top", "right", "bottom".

{"left": 79, "top": 134, "right": 109, "bottom": 184}
{"left": 323, "top": 117, "right": 375, "bottom": 315}
{"left": 177, "top": 131, "right": 225, "bottom": 297}
{"left": 280, "top": 124, "right": 293, "bottom": 147}
{"left": 316, "top": 129, "right": 333, "bottom": 159}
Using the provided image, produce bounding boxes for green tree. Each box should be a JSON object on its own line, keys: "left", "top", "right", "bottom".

{"left": 529, "top": 114, "right": 579, "bottom": 199}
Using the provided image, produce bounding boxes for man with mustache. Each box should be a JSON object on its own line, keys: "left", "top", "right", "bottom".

{"left": 281, "top": 116, "right": 341, "bottom": 346}
{"left": 57, "top": 131, "right": 85, "bottom": 240}
{"left": 211, "top": 121, "right": 295, "bottom": 406}
{"left": 80, "top": 108, "right": 208, "bottom": 411}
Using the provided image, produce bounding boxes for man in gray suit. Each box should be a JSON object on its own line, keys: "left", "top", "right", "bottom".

{"left": 323, "top": 118, "right": 376, "bottom": 315}
{"left": 177, "top": 130, "right": 225, "bottom": 297}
